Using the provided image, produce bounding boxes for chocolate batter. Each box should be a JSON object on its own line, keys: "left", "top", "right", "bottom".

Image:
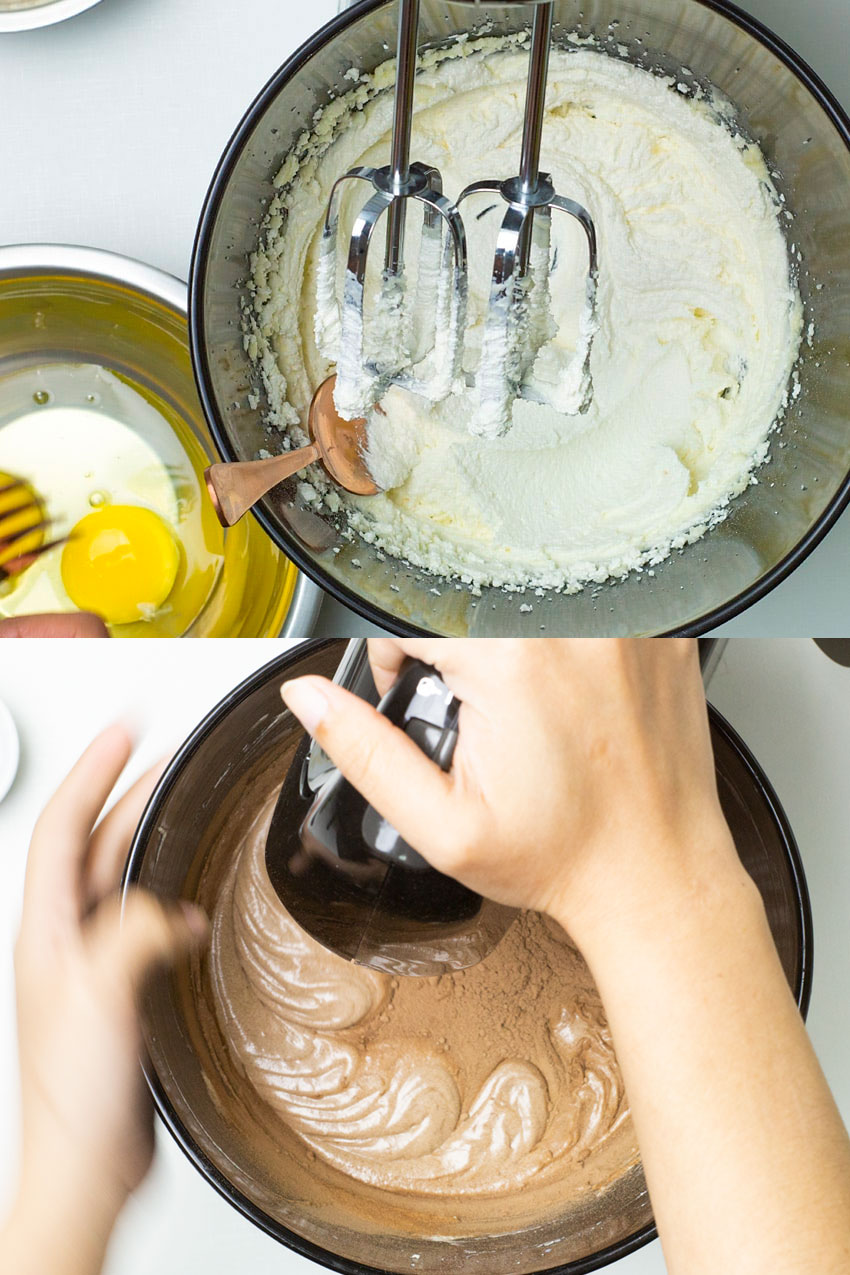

{"left": 193, "top": 785, "right": 638, "bottom": 1236}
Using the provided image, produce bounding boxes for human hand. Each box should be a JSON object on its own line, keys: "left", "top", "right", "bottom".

{"left": 282, "top": 643, "right": 850, "bottom": 1275}
{"left": 280, "top": 639, "right": 745, "bottom": 953}
{"left": 0, "top": 612, "right": 109, "bottom": 638}
{"left": 4, "top": 727, "right": 207, "bottom": 1275}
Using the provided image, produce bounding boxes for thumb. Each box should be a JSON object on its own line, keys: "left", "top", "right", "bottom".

{"left": 0, "top": 611, "right": 110, "bottom": 638}
{"left": 89, "top": 891, "right": 209, "bottom": 994}
{"left": 280, "top": 675, "right": 456, "bottom": 858}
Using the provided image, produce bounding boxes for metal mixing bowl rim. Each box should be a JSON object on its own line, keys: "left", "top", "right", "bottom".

{"left": 0, "top": 0, "right": 103, "bottom": 36}
{"left": 189, "top": 0, "right": 850, "bottom": 638}
{"left": 0, "top": 241, "right": 187, "bottom": 313}
{"left": 0, "top": 241, "right": 321, "bottom": 637}
{"left": 122, "top": 640, "right": 814, "bottom": 1275}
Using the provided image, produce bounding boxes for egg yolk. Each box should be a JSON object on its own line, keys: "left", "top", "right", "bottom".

{"left": 61, "top": 505, "right": 180, "bottom": 626}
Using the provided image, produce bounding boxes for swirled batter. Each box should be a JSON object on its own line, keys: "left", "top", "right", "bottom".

{"left": 201, "top": 792, "right": 636, "bottom": 1222}
{"left": 248, "top": 37, "right": 801, "bottom": 593}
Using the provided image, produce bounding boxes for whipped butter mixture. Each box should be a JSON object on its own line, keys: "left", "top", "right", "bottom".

{"left": 204, "top": 796, "right": 635, "bottom": 1210}
{"left": 248, "top": 39, "right": 801, "bottom": 591}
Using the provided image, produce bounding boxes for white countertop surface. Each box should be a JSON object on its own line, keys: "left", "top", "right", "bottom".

{"left": 0, "top": 636, "right": 849, "bottom": 1274}
{"left": 1, "top": 0, "right": 849, "bottom": 637}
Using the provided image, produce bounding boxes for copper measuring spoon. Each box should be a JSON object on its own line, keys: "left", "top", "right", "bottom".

{"left": 205, "top": 375, "right": 380, "bottom": 527}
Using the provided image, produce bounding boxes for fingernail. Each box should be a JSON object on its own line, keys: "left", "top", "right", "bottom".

{"left": 179, "top": 901, "right": 210, "bottom": 942}
{"left": 280, "top": 678, "right": 330, "bottom": 735}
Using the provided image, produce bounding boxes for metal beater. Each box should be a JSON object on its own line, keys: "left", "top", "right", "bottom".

{"left": 320, "top": 0, "right": 599, "bottom": 436}
{"left": 315, "top": 0, "right": 469, "bottom": 422}
{"left": 455, "top": 0, "right": 599, "bottom": 437}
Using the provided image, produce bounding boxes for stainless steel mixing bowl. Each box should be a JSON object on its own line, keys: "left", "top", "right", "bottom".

{"left": 0, "top": 244, "right": 321, "bottom": 636}
{"left": 191, "top": 0, "right": 850, "bottom": 637}
{"left": 123, "top": 640, "right": 812, "bottom": 1275}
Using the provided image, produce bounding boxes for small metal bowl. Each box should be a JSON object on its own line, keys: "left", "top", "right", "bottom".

{"left": 0, "top": 243, "right": 321, "bottom": 637}
{"left": 0, "top": 0, "right": 103, "bottom": 34}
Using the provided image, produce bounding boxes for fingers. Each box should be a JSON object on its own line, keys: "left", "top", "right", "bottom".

{"left": 23, "top": 725, "right": 133, "bottom": 934}
{"left": 0, "top": 612, "right": 109, "bottom": 638}
{"left": 88, "top": 891, "right": 209, "bottom": 997}
{"left": 366, "top": 639, "right": 409, "bottom": 697}
{"left": 280, "top": 675, "right": 457, "bottom": 856}
{"left": 366, "top": 638, "right": 484, "bottom": 699}
{"left": 83, "top": 759, "right": 168, "bottom": 911}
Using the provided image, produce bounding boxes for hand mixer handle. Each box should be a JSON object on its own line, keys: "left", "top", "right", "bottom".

{"left": 299, "top": 658, "right": 460, "bottom": 875}
{"left": 355, "top": 659, "right": 460, "bottom": 869}
{"left": 377, "top": 659, "right": 460, "bottom": 770}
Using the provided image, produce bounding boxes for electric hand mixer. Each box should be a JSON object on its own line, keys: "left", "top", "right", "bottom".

{"left": 317, "top": 0, "right": 599, "bottom": 438}
{"left": 265, "top": 639, "right": 517, "bottom": 977}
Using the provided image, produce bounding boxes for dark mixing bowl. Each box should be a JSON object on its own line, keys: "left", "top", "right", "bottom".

{"left": 123, "top": 640, "right": 812, "bottom": 1275}
{"left": 190, "top": 0, "right": 850, "bottom": 637}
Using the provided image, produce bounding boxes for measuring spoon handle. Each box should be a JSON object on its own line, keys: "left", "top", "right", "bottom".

{"left": 205, "top": 445, "right": 320, "bottom": 526}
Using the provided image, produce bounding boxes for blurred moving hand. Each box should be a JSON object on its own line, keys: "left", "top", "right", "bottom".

{"left": 1, "top": 727, "right": 207, "bottom": 1275}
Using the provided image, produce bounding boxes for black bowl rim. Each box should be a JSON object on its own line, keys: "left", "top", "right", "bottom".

{"left": 123, "top": 639, "right": 814, "bottom": 1275}
{"left": 188, "top": 0, "right": 850, "bottom": 639}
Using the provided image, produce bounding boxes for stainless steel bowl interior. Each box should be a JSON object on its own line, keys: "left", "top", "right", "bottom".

{"left": 191, "top": 0, "right": 850, "bottom": 637}
{"left": 124, "top": 640, "right": 812, "bottom": 1275}
{"left": 0, "top": 243, "right": 310, "bottom": 637}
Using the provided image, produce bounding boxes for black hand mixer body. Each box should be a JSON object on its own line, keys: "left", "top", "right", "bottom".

{"left": 265, "top": 642, "right": 517, "bottom": 976}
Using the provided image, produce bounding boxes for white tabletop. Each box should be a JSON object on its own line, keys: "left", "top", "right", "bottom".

{"left": 1, "top": 0, "right": 849, "bottom": 637}
{"left": 0, "top": 636, "right": 849, "bottom": 1275}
